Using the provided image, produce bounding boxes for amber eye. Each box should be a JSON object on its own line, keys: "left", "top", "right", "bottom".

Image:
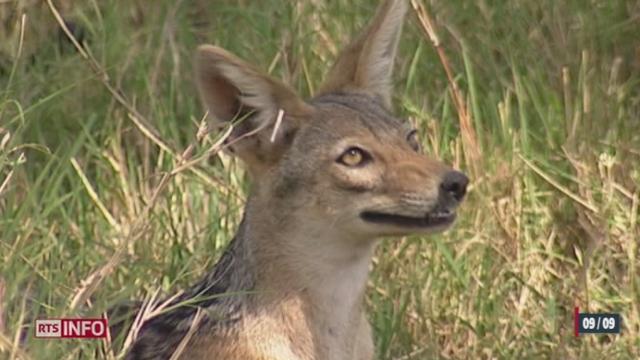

{"left": 407, "top": 130, "right": 421, "bottom": 152}
{"left": 337, "top": 147, "right": 370, "bottom": 167}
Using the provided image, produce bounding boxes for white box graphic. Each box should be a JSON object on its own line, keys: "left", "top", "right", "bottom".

{"left": 35, "top": 319, "right": 62, "bottom": 338}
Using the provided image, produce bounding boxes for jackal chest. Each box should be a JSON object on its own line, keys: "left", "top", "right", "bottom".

{"left": 184, "top": 299, "right": 371, "bottom": 360}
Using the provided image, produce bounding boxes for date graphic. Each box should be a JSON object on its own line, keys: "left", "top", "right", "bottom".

{"left": 574, "top": 307, "right": 621, "bottom": 336}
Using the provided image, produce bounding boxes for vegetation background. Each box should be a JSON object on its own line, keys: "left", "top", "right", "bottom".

{"left": 1, "top": 0, "right": 638, "bottom": 358}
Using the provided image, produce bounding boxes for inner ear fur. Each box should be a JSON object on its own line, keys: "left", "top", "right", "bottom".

{"left": 195, "top": 45, "right": 313, "bottom": 171}
{"left": 318, "top": 0, "right": 408, "bottom": 108}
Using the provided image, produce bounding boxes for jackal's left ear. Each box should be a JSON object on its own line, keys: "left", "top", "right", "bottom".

{"left": 318, "top": 0, "right": 408, "bottom": 108}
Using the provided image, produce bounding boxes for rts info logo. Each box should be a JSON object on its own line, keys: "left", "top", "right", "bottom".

{"left": 35, "top": 318, "right": 108, "bottom": 339}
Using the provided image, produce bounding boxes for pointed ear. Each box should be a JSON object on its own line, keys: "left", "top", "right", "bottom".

{"left": 195, "top": 45, "right": 313, "bottom": 173}
{"left": 318, "top": 0, "right": 408, "bottom": 108}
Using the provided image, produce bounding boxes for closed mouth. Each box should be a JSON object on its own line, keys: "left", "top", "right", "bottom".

{"left": 360, "top": 208, "right": 456, "bottom": 228}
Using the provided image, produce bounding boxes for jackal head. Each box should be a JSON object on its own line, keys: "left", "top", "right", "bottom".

{"left": 195, "top": 0, "right": 467, "bottom": 240}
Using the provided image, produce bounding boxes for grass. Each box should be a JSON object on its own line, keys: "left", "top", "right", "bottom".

{"left": 1, "top": 0, "right": 639, "bottom": 358}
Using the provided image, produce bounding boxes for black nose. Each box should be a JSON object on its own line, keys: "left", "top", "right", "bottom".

{"left": 440, "top": 170, "right": 469, "bottom": 203}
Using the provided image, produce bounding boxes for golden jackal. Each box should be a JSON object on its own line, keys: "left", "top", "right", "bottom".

{"left": 118, "top": 0, "right": 468, "bottom": 358}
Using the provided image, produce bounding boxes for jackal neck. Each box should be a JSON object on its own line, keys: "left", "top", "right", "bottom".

{"left": 231, "top": 194, "right": 377, "bottom": 314}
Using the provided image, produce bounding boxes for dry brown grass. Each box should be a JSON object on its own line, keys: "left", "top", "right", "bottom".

{"left": 1, "top": 0, "right": 638, "bottom": 359}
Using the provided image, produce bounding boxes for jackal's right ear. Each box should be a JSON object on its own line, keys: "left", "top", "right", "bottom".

{"left": 195, "top": 45, "right": 312, "bottom": 172}
{"left": 318, "top": 0, "right": 408, "bottom": 109}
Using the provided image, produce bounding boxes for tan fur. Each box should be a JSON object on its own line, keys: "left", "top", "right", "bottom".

{"left": 121, "top": 1, "right": 468, "bottom": 359}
